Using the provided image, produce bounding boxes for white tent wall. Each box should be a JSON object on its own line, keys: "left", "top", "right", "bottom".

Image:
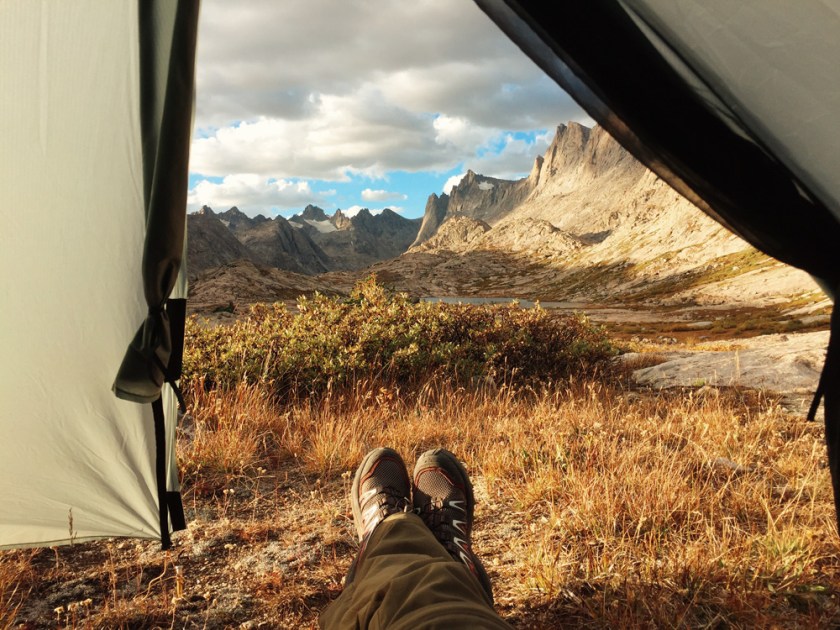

{"left": 620, "top": 0, "right": 840, "bottom": 226}
{"left": 0, "top": 1, "right": 190, "bottom": 549}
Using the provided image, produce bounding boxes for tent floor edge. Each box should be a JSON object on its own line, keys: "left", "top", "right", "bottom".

{"left": 821, "top": 301, "right": 840, "bottom": 535}
{"left": 167, "top": 491, "right": 186, "bottom": 531}
{"left": 152, "top": 396, "right": 185, "bottom": 549}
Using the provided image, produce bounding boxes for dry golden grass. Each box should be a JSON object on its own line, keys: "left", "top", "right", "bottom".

{"left": 0, "top": 550, "right": 32, "bottom": 627}
{"left": 3, "top": 380, "right": 839, "bottom": 628}
{"left": 178, "top": 380, "right": 838, "bottom": 627}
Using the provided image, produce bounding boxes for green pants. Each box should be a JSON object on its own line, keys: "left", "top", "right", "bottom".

{"left": 320, "top": 512, "right": 512, "bottom": 629}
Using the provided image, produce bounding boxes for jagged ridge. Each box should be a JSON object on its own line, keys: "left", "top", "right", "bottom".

{"left": 187, "top": 204, "right": 421, "bottom": 278}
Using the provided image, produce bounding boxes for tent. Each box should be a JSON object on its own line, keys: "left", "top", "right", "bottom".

{"left": 1, "top": 0, "right": 838, "bottom": 550}
{"left": 0, "top": 1, "right": 198, "bottom": 549}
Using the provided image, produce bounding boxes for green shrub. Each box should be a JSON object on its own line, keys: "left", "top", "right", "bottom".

{"left": 183, "top": 276, "right": 617, "bottom": 396}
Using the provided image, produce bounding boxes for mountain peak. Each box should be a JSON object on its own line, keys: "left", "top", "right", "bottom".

{"left": 332, "top": 209, "right": 352, "bottom": 230}
{"left": 411, "top": 192, "right": 452, "bottom": 247}
{"left": 529, "top": 155, "right": 544, "bottom": 186}
{"left": 300, "top": 205, "right": 329, "bottom": 221}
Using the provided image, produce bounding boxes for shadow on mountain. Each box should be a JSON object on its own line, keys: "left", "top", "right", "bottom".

{"left": 352, "top": 248, "right": 643, "bottom": 303}
{"left": 578, "top": 229, "right": 612, "bottom": 245}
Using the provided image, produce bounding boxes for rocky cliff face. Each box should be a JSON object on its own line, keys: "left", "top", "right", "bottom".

{"left": 412, "top": 193, "right": 450, "bottom": 247}
{"left": 187, "top": 207, "right": 330, "bottom": 277}
{"left": 189, "top": 121, "right": 822, "bottom": 310}
{"left": 347, "top": 122, "right": 820, "bottom": 307}
{"left": 408, "top": 121, "right": 733, "bottom": 263}
{"left": 411, "top": 170, "right": 533, "bottom": 247}
{"left": 217, "top": 206, "right": 270, "bottom": 232}
{"left": 235, "top": 215, "right": 332, "bottom": 275}
{"left": 188, "top": 204, "right": 421, "bottom": 279}
{"left": 187, "top": 207, "right": 257, "bottom": 278}
{"left": 412, "top": 122, "right": 650, "bottom": 250}
{"left": 288, "top": 206, "right": 421, "bottom": 270}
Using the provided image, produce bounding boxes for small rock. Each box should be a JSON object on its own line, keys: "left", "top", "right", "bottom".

{"left": 711, "top": 457, "right": 751, "bottom": 474}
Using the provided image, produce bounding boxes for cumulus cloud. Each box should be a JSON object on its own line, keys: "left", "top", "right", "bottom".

{"left": 188, "top": 174, "right": 333, "bottom": 215}
{"left": 190, "top": 91, "right": 459, "bottom": 180}
{"left": 467, "top": 130, "right": 556, "bottom": 180}
{"left": 443, "top": 173, "right": 466, "bottom": 194}
{"left": 361, "top": 189, "right": 407, "bottom": 202}
{"left": 190, "top": 0, "right": 591, "bottom": 184}
{"left": 193, "top": 1, "right": 583, "bottom": 128}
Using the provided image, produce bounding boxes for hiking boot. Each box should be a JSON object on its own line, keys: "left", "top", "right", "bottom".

{"left": 413, "top": 448, "right": 494, "bottom": 603}
{"left": 351, "top": 447, "right": 411, "bottom": 541}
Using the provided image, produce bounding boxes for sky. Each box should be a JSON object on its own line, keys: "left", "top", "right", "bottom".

{"left": 187, "top": 0, "right": 592, "bottom": 220}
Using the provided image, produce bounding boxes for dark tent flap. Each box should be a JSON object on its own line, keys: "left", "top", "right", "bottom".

{"left": 113, "top": 0, "right": 200, "bottom": 403}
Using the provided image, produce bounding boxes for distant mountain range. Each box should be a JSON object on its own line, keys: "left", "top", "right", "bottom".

{"left": 188, "top": 122, "right": 822, "bottom": 312}
{"left": 187, "top": 204, "right": 420, "bottom": 279}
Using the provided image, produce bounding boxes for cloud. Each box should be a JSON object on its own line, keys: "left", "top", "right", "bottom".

{"left": 468, "top": 130, "right": 556, "bottom": 180}
{"left": 443, "top": 173, "right": 466, "bottom": 194}
{"left": 361, "top": 189, "right": 407, "bottom": 202}
{"left": 433, "top": 115, "right": 494, "bottom": 153}
{"left": 190, "top": 1, "right": 592, "bottom": 183}
{"left": 193, "top": 1, "right": 582, "bottom": 129}
{"left": 190, "top": 91, "right": 457, "bottom": 180}
{"left": 188, "top": 174, "right": 333, "bottom": 215}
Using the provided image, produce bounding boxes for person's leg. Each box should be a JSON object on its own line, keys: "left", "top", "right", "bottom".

{"left": 320, "top": 448, "right": 510, "bottom": 629}
{"left": 343, "top": 446, "right": 412, "bottom": 585}
{"left": 412, "top": 448, "right": 495, "bottom": 603}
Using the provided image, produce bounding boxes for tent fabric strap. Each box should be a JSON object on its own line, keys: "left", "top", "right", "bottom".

{"left": 112, "top": 0, "right": 199, "bottom": 404}
{"left": 154, "top": 298, "right": 187, "bottom": 414}
{"left": 152, "top": 395, "right": 186, "bottom": 550}
{"left": 152, "top": 355, "right": 186, "bottom": 415}
{"left": 806, "top": 300, "right": 840, "bottom": 533}
{"left": 150, "top": 299, "right": 187, "bottom": 548}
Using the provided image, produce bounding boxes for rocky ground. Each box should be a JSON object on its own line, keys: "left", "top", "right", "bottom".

{"left": 623, "top": 330, "right": 829, "bottom": 420}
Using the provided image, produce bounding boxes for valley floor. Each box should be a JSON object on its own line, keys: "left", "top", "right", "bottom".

{"left": 3, "top": 332, "right": 839, "bottom": 628}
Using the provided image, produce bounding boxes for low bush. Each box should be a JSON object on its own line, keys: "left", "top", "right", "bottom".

{"left": 183, "top": 276, "right": 616, "bottom": 396}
